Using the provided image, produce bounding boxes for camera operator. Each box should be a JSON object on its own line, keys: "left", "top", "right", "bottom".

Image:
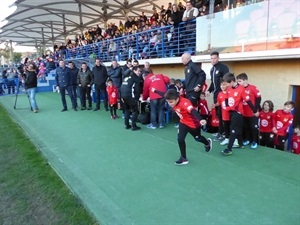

{"left": 24, "top": 63, "right": 39, "bottom": 113}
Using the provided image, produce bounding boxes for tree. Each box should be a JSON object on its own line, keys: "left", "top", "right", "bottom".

{"left": 0, "top": 42, "right": 11, "bottom": 64}
{"left": 12, "top": 52, "right": 22, "bottom": 63}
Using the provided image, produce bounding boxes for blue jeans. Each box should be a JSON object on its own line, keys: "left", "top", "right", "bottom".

{"left": 27, "top": 88, "right": 38, "bottom": 110}
{"left": 150, "top": 98, "right": 165, "bottom": 126}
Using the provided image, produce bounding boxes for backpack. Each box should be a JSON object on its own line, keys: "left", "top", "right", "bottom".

{"left": 138, "top": 112, "right": 150, "bottom": 124}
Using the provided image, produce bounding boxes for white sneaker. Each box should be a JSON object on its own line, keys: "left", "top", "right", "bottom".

{"left": 233, "top": 139, "right": 239, "bottom": 148}
{"left": 220, "top": 138, "right": 229, "bottom": 146}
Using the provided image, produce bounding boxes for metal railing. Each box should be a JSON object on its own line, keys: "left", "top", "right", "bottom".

{"left": 63, "top": 20, "right": 197, "bottom": 62}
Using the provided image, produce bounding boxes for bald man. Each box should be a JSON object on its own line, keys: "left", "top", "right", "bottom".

{"left": 181, "top": 53, "right": 206, "bottom": 106}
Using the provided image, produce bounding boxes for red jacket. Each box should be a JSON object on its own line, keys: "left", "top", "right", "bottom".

{"left": 198, "top": 99, "right": 209, "bottom": 116}
{"left": 259, "top": 111, "right": 274, "bottom": 133}
{"left": 208, "top": 107, "right": 219, "bottom": 127}
{"left": 107, "top": 85, "right": 118, "bottom": 105}
{"left": 143, "top": 74, "right": 170, "bottom": 100}
{"left": 273, "top": 109, "right": 293, "bottom": 136}
{"left": 292, "top": 134, "right": 300, "bottom": 154}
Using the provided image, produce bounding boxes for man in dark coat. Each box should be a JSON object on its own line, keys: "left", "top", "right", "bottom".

{"left": 55, "top": 59, "right": 77, "bottom": 111}
{"left": 181, "top": 52, "right": 206, "bottom": 106}
{"left": 92, "top": 58, "right": 108, "bottom": 111}
{"left": 120, "top": 66, "right": 141, "bottom": 131}
{"left": 68, "top": 61, "right": 79, "bottom": 105}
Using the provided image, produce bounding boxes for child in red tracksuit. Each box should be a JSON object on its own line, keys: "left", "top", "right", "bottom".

{"left": 259, "top": 100, "right": 275, "bottom": 148}
{"left": 215, "top": 80, "right": 231, "bottom": 146}
{"left": 199, "top": 92, "right": 209, "bottom": 119}
{"left": 164, "top": 89, "right": 212, "bottom": 165}
{"left": 291, "top": 125, "right": 300, "bottom": 155}
{"left": 272, "top": 101, "right": 295, "bottom": 150}
{"left": 198, "top": 92, "right": 209, "bottom": 131}
{"left": 106, "top": 79, "right": 119, "bottom": 119}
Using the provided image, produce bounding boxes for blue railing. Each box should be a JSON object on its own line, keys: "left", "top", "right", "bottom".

{"left": 64, "top": 20, "right": 197, "bottom": 62}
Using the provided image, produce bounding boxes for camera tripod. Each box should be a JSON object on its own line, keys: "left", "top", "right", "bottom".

{"left": 13, "top": 81, "right": 32, "bottom": 111}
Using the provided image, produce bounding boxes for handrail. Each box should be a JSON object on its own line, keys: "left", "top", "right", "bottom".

{"left": 63, "top": 20, "right": 197, "bottom": 62}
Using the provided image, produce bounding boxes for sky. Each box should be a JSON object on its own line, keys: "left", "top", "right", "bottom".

{"left": 0, "top": 0, "right": 36, "bottom": 52}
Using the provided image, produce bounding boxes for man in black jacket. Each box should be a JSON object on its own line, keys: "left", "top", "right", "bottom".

{"left": 68, "top": 61, "right": 79, "bottom": 107}
{"left": 120, "top": 66, "right": 141, "bottom": 131}
{"left": 55, "top": 60, "right": 77, "bottom": 111}
{"left": 181, "top": 52, "right": 206, "bottom": 106}
{"left": 206, "top": 51, "right": 229, "bottom": 140}
{"left": 108, "top": 60, "right": 122, "bottom": 89}
{"left": 206, "top": 51, "right": 229, "bottom": 103}
{"left": 92, "top": 58, "right": 108, "bottom": 111}
{"left": 78, "top": 62, "right": 93, "bottom": 110}
{"left": 108, "top": 60, "right": 123, "bottom": 110}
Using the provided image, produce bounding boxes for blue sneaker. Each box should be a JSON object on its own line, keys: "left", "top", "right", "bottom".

{"left": 147, "top": 123, "right": 157, "bottom": 129}
{"left": 243, "top": 140, "right": 250, "bottom": 146}
{"left": 251, "top": 142, "right": 258, "bottom": 149}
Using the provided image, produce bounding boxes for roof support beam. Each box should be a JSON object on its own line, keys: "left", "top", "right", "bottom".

{"left": 51, "top": 21, "right": 55, "bottom": 46}
{"left": 78, "top": 3, "right": 84, "bottom": 35}
{"left": 41, "top": 27, "right": 45, "bottom": 54}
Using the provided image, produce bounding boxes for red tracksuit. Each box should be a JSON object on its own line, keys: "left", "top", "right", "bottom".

{"left": 107, "top": 85, "right": 118, "bottom": 105}
{"left": 199, "top": 99, "right": 209, "bottom": 118}
{"left": 291, "top": 134, "right": 300, "bottom": 154}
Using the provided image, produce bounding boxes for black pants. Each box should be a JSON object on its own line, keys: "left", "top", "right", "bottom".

{"left": 186, "top": 91, "right": 200, "bottom": 107}
{"left": 71, "top": 85, "right": 79, "bottom": 103}
{"left": 259, "top": 132, "right": 275, "bottom": 148}
{"left": 243, "top": 116, "right": 259, "bottom": 143}
{"left": 275, "top": 134, "right": 288, "bottom": 151}
{"left": 95, "top": 83, "right": 108, "bottom": 109}
{"left": 60, "top": 85, "right": 76, "bottom": 109}
{"left": 227, "top": 111, "right": 243, "bottom": 151}
{"left": 216, "top": 106, "right": 224, "bottom": 135}
{"left": 110, "top": 104, "right": 117, "bottom": 116}
{"left": 177, "top": 122, "right": 209, "bottom": 159}
{"left": 123, "top": 97, "right": 139, "bottom": 128}
{"left": 223, "top": 120, "right": 230, "bottom": 138}
{"left": 80, "top": 86, "right": 92, "bottom": 108}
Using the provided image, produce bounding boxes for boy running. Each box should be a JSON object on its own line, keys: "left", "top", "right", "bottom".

{"left": 164, "top": 89, "right": 212, "bottom": 165}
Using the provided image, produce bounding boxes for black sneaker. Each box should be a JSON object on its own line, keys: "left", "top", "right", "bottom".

{"left": 87, "top": 107, "right": 92, "bottom": 110}
{"left": 81, "top": 107, "right": 86, "bottom": 110}
{"left": 222, "top": 148, "right": 233, "bottom": 156}
{"left": 125, "top": 125, "right": 132, "bottom": 129}
{"left": 61, "top": 108, "right": 68, "bottom": 112}
{"left": 132, "top": 126, "right": 141, "bottom": 131}
{"left": 93, "top": 107, "right": 100, "bottom": 111}
{"left": 205, "top": 138, "right": 212, "bottom": 152}
{"left": 175, "top": 157, "right": 189, "bottom": 165}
